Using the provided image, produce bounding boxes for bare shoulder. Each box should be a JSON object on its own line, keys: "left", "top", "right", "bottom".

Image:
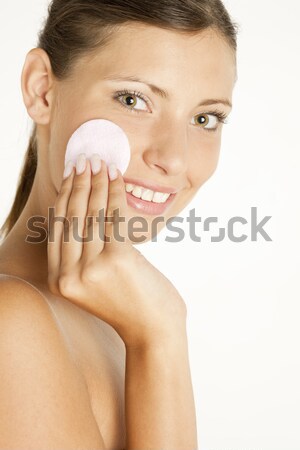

{"left": 0, "top": 275, "right": 106, "bottom": 449}
{"left": 0, "top": 274, "right": 60, "bottom": 326}
{"left": 0, "top": 275, "right": 71, "bottom": 353}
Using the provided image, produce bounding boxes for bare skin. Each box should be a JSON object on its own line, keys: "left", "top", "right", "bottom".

{"left": 0, "top": 23, "right": 236, "bottom": 449}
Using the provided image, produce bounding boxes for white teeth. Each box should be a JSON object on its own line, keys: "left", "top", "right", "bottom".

{"left": 152, "top": 192, "right": 168, "bottom": 203}
{"left": 141, "top": 189, "right": 154, "bottom": 202}
{"left": 131, "top": 186, "right": 143, "bottom": 198}
{"left": 125, "top": 183, "right": 135, "bottom": 193}
{"left": 125, "top": 183, "right": 171, "bottom": 203}
{"left": 162, "top": 193, "right": 171, "bottom": 202}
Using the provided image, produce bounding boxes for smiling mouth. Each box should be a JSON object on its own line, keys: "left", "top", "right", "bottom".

{"left": 124, "top": 182, "right": 173, "bottom": 204}
{"left": 125, "top": 189, "right": 177, "bottom": 216}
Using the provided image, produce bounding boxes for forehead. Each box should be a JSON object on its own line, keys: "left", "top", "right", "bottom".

{"left": 76, "top": 23, "right": 236, "bottom": 98}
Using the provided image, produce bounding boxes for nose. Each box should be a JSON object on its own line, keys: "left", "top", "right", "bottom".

{"left": 142, "top": 121, "right": 189, "bottom": 176}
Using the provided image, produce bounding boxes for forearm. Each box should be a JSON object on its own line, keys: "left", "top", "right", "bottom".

{"left": 124, "top": 323, "right": 198, "bottom": 450}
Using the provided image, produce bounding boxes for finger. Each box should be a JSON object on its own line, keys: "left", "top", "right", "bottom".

{"left": 47, "top": 162, "right": 75, "bottom": 291}
{"left": 104, "top": 164, "right": 130, "bottom": 255}
{"left": 80, "top": 158, "right": 109, "bottom": 264}
{"left": 61, "top": 154, "right": 91, "bottom": 270}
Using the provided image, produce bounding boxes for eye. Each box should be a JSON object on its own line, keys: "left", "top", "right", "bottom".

{"left": 191, "top": 111, "right": 228, "bottom": 132}
{"left": 192, "top": 113, "right": 218, "bottom": 129}
{"left": 114, "top": 90, "right": 149, "bottom": 112}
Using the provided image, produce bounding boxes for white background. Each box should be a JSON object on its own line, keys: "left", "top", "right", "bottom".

{"left": 1, "top": 1, "right": 299, "bottom": 449}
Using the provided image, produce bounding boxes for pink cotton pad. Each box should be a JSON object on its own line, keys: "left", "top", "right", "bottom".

{"left": 64, "top": 119, "right": 131, "bottom": 175}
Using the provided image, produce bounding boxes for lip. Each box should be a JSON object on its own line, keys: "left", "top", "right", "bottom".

{"left": 126, "top": 191, "right": 176, "bottom": 216}
{"left": 123, "top": 177, "right": 178, "bottom": 194}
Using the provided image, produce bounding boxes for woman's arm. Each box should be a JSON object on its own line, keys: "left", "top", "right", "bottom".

{"left": 124, "top": 321, "right": 198, "bottom": 450}
{"left": 49, "top": 161, "right": 198, "bottom": 448}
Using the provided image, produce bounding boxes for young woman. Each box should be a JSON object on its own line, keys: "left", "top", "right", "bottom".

{"left": 0, "top": 0, "right": 238, "bottom": 448}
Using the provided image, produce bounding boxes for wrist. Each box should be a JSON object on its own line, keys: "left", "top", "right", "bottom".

{"left": 124, "top": 321, "right": 188, "bottom": 353}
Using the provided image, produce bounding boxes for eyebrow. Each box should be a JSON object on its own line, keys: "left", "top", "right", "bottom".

{"left": 104, "top": 75, "right": 232, "bottom": 108}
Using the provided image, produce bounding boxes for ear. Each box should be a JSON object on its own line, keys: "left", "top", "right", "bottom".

{"left": 21, "top": 48, "right": 56, "bottom": 125}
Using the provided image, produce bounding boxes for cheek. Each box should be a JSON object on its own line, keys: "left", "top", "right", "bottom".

{"left": 189, "top": 136, "right": 222, "bottom": 187}
{"left": 47, "top": 118, "right": 77, "bottom": 192}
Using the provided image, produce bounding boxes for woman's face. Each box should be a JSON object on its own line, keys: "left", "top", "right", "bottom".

{"left": 47, "top": 23, "right": 236, "bottom": 243}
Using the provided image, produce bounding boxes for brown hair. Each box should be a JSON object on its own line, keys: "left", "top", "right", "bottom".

{"left": 0, "top": 0, "right": 238, "bottom": 241}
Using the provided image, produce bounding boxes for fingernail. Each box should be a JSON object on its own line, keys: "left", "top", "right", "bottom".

{"left": 63, "top": 160, "right": 74, "bottom": 179}
{"left": 76, "top": 153, "right": 86, "bottom": 175}
{"left": 90, "top": 153, "right": 102, "bottom": 175}
{"left": 108, "top": 163, "right": 118, "bottom": 181}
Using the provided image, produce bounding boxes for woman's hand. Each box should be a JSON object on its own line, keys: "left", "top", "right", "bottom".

{"left": 47, "top": 155, "right": 186, "bottom": 348}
